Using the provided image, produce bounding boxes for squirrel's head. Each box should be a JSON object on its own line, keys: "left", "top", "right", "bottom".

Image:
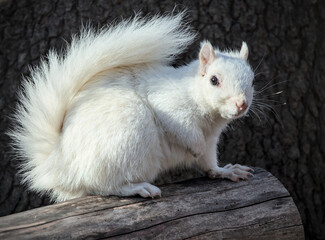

{"left": 197, "top": 41, "right": 254, "bottom": 120}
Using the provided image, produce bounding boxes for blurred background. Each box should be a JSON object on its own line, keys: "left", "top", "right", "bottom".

{"left": 0, "top": 0, "right": 324, "bottom": 239}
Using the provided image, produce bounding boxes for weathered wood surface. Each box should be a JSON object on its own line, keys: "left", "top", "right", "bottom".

{"left": 0, "top": 168, "right": 304, "bottom": 239}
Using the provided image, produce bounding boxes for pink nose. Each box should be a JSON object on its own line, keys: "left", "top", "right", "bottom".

{"left": 236, "top": 101, "right": 248, "bottom": 114}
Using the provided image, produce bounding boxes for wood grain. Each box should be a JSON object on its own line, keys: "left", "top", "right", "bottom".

{"left": 0, "top": 168, "right": 304, "bottom": 239}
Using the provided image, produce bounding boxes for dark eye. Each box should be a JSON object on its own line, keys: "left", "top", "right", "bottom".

{"left": 210, "top": 75, "right": 219, "bottom": 86}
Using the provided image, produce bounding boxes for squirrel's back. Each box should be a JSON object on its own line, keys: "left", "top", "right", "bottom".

{"left": 9, "top": 13, "right": 196, "bottom": 199}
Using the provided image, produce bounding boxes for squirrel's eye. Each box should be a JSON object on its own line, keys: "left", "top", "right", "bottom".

{"left": 210, "top": 76, "right": 219, "bottom": 86}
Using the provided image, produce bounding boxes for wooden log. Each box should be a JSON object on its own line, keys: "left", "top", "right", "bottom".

{"left": 0, "top": 168, "right": 304, "bottom": 239}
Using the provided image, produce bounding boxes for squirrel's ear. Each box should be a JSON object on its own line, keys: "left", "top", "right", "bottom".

{"left": 240, "top": 41, "right": 249, "bottom": 60}
{"left": 199, "top": 41, "right": 216, "bottom": 76}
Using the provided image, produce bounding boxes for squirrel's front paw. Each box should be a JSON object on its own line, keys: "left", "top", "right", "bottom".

{"left": 223, "top": 163, "right": 254, "bottom": 182}
{"left": 207, "top": 164, "right": 254, "bottom": 182}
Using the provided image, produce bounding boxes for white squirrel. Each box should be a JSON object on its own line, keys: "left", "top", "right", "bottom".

{"left": 11, "top": 13, "right": 255, "bottom": 202}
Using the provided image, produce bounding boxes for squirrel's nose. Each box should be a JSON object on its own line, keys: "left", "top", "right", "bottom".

{"left": 236, "top": 101, "right": 248, "bottom": 113}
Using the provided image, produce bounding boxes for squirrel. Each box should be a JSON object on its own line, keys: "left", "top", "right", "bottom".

{"left": 10, "top": 13, "right": 255, "bottom": 202}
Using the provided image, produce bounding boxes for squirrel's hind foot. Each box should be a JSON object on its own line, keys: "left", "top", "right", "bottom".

{"left": 117, "top": 182, "right": 162, "bottom": 198}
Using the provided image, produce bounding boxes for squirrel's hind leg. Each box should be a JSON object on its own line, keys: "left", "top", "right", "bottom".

{"left": 116, "top": 182, "right": 161, "bottom": 198}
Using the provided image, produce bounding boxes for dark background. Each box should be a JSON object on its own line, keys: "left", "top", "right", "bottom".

{"left": 0, "top": 0, "right": 324, "bottom": 239}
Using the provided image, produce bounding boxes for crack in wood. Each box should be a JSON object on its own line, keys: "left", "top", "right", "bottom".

{"left": 94, "top": 195, "right": 291, "bottom": 239}
{"left": 183, "top": 224, "right": 304, "bottom": 240}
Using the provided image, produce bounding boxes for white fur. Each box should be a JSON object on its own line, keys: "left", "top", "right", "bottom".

{"left": 10, "top": 13, "right": 255, "bottom": 202}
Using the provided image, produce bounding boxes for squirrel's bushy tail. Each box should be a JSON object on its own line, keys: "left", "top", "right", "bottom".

{"left": 10, "top": 13, "right": 195, "bottom": 190}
